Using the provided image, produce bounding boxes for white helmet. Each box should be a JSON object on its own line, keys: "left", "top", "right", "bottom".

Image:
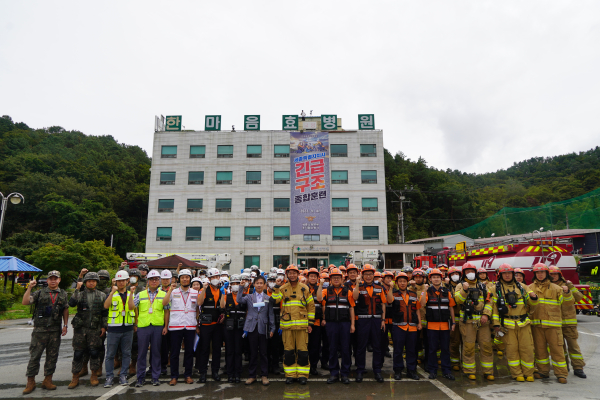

{"left": 179, "top": 269, "right": 193, "bottom": 278}
{"left": 191, "top": 277, "right": 202, "bottom": 284}
{"left": 221, "top": 271, "right": 229, "bottom": 276}
{"left": 250, "top": 271, "right": 257, "bottom": 278}
{"left": 250, "top": 265, "right": 259, "bottom": 271}
{"left": 230, "top": 274, "right": 242, "bottom": 283}
{"left": 277, "top": 269, "right": 285, "bottom": 275}
{"left": 240, "top": 272, "right": 251, "bottom": 281}
{"left": 206, "top": 268, "right": 220, "bottom": 278}
{"left": 267, "top": 273, "right": 277, "bottom": 280}
{"left": 115, "top": 270, "right": 129, "bottom": 281}
{"left": 161, "top": 269, "right": 172, "bottom": 279}
{"left": 147, "top": 270, "right": 160, "bottom": 279}
{"left": 220, "top": 276, "right": 229, "bottom": 283}
{"left": 201, "top": 277, "right": 210, "bottom": 285}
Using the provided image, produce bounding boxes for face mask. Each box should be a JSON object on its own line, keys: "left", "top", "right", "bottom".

{"left": 211, "top": 279, "right": 220, "bottom": 286}
{"left": 323, "top": 282, "right": 329, "bottom": 288}
{"left": 466, "top": 273, "right": 476, "bottom": 281}
{"left": 130, "top": 277, "right": 138, "bottom": 283}
{"left": 231, "top": 285, "right": 240, "bottom": 292}
{"left": 268, "top": 282, "right": 275, "bottom": 289}
{"left": 451, "top": 275, "right": 460, "bottom": 282}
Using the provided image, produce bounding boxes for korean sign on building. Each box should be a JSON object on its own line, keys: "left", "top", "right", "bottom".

{"left": 282, "top": 115, "right": 299, "bottom": 130}
{"left": 358, "top": 114, "right": 375, "bottom": 130}
{"left": 290, "top": 131, "right": 331, "bottom": 235}
{"left": 165, "top": 116, "right": 182, "bottom": 131}
{"left": 205, "top": 115, "right": 221, "bottom": 131}
{"left": 244, "top": 115, "right": 260, "bottom": 130}
{"left": 321, "top": 115, "right": 337, "bottom": 130}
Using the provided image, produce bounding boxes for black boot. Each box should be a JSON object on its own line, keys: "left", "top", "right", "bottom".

{"left": 367, "top": 344, "right": 373, "bottom": 352}
{"left": 285, "top": 377, "right": 295, "bottom": 384}
{"left": 394, "top": 372, "right": 402, "bottom": 380}
{"left": 356, "top": 372, "right": 363, "bottom": 383}
{"left": 327, "top": 375, "right": 339, "bottom": 384}
{"left": 341, "top": 376, "right": 350, "bottom": 384}
{"left": 197, "top": 373, "right": 206, "bottom": 383}
{"left": 574, "top": 369, "right": 587, "bottom": 379}
{"left": 298, "top": 377, "right": 307, "bottom": 385}
{"left": 443, "top": 373, "right": 455, "bottom": 381}
{"left": 227, "top": 376, "right": 234, "bottom": 383}
{"left": 428, "top": 372, "right": 437, "bottom": 379}
{"left": 235, "top": 376, "right": 241, "bottom": 383}
{"left": 309, "top": 369, "right": 319, "bottom": 376}
{"left": 384, "top": 351, "right": 392, "bottom": 358}
{"left": 375, "top": 372, "right": 384, "bottom": 383}
{"left": 212, "top": 372, "right": 221, "bottom": 382}
{"left": 407, "top": 370, "right": 420, "bottom": 380}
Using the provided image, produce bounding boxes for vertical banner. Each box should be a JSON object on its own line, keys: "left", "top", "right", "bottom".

{"left": 290, "top": 132, "right": 331, "bottom": 235}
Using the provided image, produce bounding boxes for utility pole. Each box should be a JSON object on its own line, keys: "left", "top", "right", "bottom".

{"left": 388, "top": 186, "right": 413, "bottom": 244}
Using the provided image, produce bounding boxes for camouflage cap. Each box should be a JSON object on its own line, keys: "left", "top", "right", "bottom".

{"left": 47, "top": 270, "right": 61, "bottom": 278}
{"left": 83, "top": 271, "right": 100, "bottom": 283}
{"left": 97, "top": 270, "right": 110, "bottom": 279}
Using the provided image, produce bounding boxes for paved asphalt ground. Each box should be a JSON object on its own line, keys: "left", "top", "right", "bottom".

{"left": 0, "top": 315, "right": 599, "bottom": 400}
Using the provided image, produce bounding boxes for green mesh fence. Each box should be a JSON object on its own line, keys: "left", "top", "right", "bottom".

{"left": 444, "top": 187, "right": 600, "bottom": 238}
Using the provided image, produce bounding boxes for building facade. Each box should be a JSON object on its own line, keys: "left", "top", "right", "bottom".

{"left": 145, "top": 117, "right": 389, "bottom": 271}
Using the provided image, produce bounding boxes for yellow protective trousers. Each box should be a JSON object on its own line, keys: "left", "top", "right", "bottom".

{"left": 503, "top": 325, "right": 534, "bottom": 378}
{"left": 532, "top": 326, "right": 568, "bottom": 378}
{"left": 458, "top": 321, "right": 493, "bottom": 375}
{"left": 562, "top": 325, "right": 585, "bottom": 370}
{"left": 283, "top": 329, "right": 309, "bottom": 378}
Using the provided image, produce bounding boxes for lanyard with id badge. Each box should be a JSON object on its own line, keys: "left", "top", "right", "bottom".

{"left": 147, "top": 289, "right": 157, "bottom": 314}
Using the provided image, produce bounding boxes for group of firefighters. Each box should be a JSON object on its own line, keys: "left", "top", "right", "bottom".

{"left": 21, "top": 259, "right": 587, "bottom": 394}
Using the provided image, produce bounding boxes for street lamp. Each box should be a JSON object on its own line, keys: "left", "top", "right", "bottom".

{"left": 0, "top": 192, "right": 25, "bottom": 245}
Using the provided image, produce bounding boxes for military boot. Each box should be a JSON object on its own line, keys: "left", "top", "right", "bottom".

{"left": 41, "top": 375, "right": 57, "bottom": 390}
{"left": 23, "top": 377, "right": 36, "bottom": 394}
{"left": 90, "top": 370, "right": 100, "bottom": 386}
{"left": 68, "top": 373, "right": 80, "bottom": 389}
{"left": 78, "top": 365, "right": 89, "bottom": 377}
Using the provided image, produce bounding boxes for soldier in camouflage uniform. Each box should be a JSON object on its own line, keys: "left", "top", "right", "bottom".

{"left": 138, "top": 264, "right": 149, "bottom": 288}
{"left": 78, "top": 269, "right": 112, "bottom": 378}
{"left": 68, "top": 271, "right": 108, "bottom": 389}
{"left": 22, "top": 271, "right": 69, "bottom": 394}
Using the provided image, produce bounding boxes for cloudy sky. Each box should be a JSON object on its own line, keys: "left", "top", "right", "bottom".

{"left": 1, "top": 1, "right": 599, "bottom": 173}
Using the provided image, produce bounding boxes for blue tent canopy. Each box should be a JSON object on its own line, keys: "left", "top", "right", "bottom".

{"left": 0, "top": 256, "right": 42, "bottom": 273}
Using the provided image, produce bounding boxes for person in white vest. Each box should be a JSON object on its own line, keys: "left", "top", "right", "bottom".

{"left": 103, "top": 270, "right": 135, "bottom": 388}
{"left": 161, "top": 269, "right": 198, "bottom": 386}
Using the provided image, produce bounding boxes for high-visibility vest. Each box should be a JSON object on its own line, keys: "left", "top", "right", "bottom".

{"left": 137, "top": 289, "right": 167, "bottom": 328}
{"left": 107, "top": 291, "right": 136, "bottom": 327}
{"left": 168, "top": 288, "right": 199, "bottom": 330}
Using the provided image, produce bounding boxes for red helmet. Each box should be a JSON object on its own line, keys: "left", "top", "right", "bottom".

{"left": 307, "top": 268, "right": 320, "bottom": 276}
{"left": 374, "top": 271, "right": 382, "bottom": 278}
{"left": 548, "top": 265, "right": 562, "bottom": 275}
{"left": 497, "top": 263, "right": 514, "bottom": 273}
{"left": 362, "top": 264, "right": 376, "bottom": 272}
{"left": 438, "top": 264, "right": 448, "bottom": 271}
{"left": 329, "top": 268, "right": 343, "bottom": 278}
{"left": 286, "top": 265, "right": 299, "bottom": 273}
{"left": 395, "top": 272, "right": 409, "bottom": 281}
{"left": 532, "top": 263, "right": 549, "bottom": 272}
{"left": 462, "top": 262, "right": 477, "bottom": 272}
{"left": 477, "top": 267, "right": 488, "bottom": 275}
{"left": 429, "top": 268, "right": 443, "bottom": 278}
{"left": 514, "top": 267, "right": 525, "bottom": 276}
{"left": 412, "top": 268, "right": 425, "bottom": 277}
{"left": 448, "top": 266, "right": 462, "bottom": 275}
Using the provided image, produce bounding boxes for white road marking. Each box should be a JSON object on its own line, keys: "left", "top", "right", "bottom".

{"left": 95, "top": 376, "right": 137, "bottom": 400}
{"left": 417, "top": 367, "right": 465, "bottom": 400}
{"left": 579, "top": 331, "right": 600, "bottom": 337}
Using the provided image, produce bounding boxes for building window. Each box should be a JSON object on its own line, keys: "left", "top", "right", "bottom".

{"left": 274, "top": 198, "right": 290, "bottom": 212}
{"left": 332, "top": 226, "right": 350, "bottom": 240}
{"left": 217, "top": 145, "right": 233, "bottom": 158}
{"left": 362, "top": 198, "right": 378, "bottom": 211}
{"left": 303, "top": 234, "right": 320, "bottom": 241}
{"left": 332, "top": 170, "right": 348, "bottom": 184}
{"left": 216, "top": 171, "right": 232, "bottom": 185}
{"left": 187, "top": 199, "right": 203, "bottom": 212}
{"left": 246, "top": 171, "right": 261, "bottom": 184}
{"left": 245, "top": 198, "right": 261, "bottom": 212}
{"left": 161, "top": 145, "right": 177, "bottom": 158}
{"left": 244, "top": 255, "right": 260, "bottom": 269}
{"left": 363, "top": 226, "right": 379, "bottom": 240}
{"left": 188, "top": 171, "right": 204, "bottom": 185}
{"left": 160, "top": 172, "right": 176, "bottom": 185}
{"left": 190, "top": 145, "right": 205, "bottom": 158}
{"left": 273, "top": 255, "right": 290, "bottom": 269}
{"left": 245, "top": 226, "right": 261, "bottom": 241}
{"left": 215, "top": 198, "right": 232, "bottom": 212}
{"left": 361, "top": 170, "right": 377, "bottom": 184}
{"left": 360, "top": 144, "right": 376, "bottom": 157}
{"left": 156, "top": 227, "right": 172, "bottom": 241}
{"left": 332, "top": 198, "right": 349, "bottom": 212}
{"left": 330, "top": 144, "right": 347, "bottom": 157}
{"left": 274, "top": 171, "right": 290, "bottom": 184}
{"left": 185, "top": 227, "right": 202, "bottom": 241}
{"left": 215, "top": 227, "right": 231, "bottom": 241}
{"left": 274, "top": 145, "right": 290, "bottom": 158}
{"left": 158, "top": 199, "right": 174, "bottom": 212}
{"left": 273, "top": 226, "right": 290, "bottom": 241}
{"left": 247, "top": 145, "right": 262, "bottom": 158}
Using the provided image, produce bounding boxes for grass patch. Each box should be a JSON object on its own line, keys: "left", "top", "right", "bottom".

{"left": 0, "top": 303, "right": 32, "bottom": 320}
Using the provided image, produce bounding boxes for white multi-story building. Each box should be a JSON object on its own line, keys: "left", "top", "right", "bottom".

{"left": 145, "top": 116, "right": 422, "bottom": 271}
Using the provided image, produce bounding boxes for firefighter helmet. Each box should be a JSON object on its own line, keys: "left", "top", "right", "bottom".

{"left": 329, "top": 268, "right": 343, "bottom": 278}
{"left": 532, "top": 263, "right": 549, "bottom": 272}
{"left": 346, "top": 264, "right": 358, "bottom": 273}
{"left": 448, "top": 266, "right": 462, "bottom": 276}
{"left": 286, "top": 264, "right": 300, "bottom": 274}
{"left": 428, "top": 268, "right": 443, "bottom": 278}
{"left": 307, "top": 268, "right": 320, "bottom": 276}
{"left": 395, "top": 272, "right": 409, "bottom": 281}
{"left": 462, "top": 262, "right": 477, "bottom": 272}
{"left": 497, "top": 263, "right": 514, "bottom": 274}
{"left": 412, "top": 268, "right": 425, "bottom": 277}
